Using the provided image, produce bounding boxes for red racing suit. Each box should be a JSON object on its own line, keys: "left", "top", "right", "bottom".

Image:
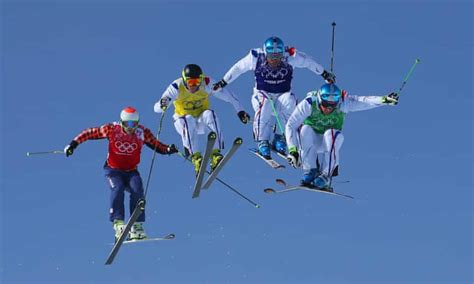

{"left": 73, "top": 122, "right": 169, "bottom": 171}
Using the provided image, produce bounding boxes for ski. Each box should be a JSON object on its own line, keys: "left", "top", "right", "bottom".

{"left": 271, "top": 148, "right": 288, "bottom": 161}
{"left": 105, "top": 199, "right": 146, "bottom": 265}
{"left": 249, "top": 148, "right": 285, "bottom": 169}
{"left": 202, "top": 137, "right": 243, "bottom": 190}
{"left": 122, "top": 233, "right": 175, "bottom": 244}
{"left": 263, "top": 178, "right": 354, "bottom": 199}
{"left": 192, "top": 131, "right": 216, "bottom": 198}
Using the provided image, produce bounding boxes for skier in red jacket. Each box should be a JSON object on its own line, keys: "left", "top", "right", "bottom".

{"left": 64, "top": 107, "right": 178, "bottom": 241}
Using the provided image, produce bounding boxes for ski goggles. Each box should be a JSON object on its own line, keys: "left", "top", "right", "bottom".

{"left": 320, "top": 93, "right": 340, "bottom": 102}
{"left": 185, "top": 77, "right": 202, "bottom": 87}
{"left": 265, "top": 45, "right": 284, "bottom": 54}
{"left": 121, "top": 120, "right": 139, "bottom": 129}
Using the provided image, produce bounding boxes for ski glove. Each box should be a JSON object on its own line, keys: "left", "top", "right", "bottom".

{"left": 160, "top": 97, "right": 171, "bottom": 111}
{"left": 321, "top": 70, "right": 336, "bottom": 84}
{"left": 166, "top": 144, "right": 179, "bottom": 155}
{"left": 382, "top": 92, "right": 399, "bottom": 105}
{"left": 287, "top": 149, "right": 300, "bottom": 168}
{"left": 212, "top": 79, "right": 227, "bottom": 91}
{"left": 237, "top": 110, "right": 251, "bottom": 124}
{"left": 64, "top": 140, "right": 78, "bottom": 157}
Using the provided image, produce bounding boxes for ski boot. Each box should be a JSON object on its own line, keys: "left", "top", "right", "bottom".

{"left": 300, "top": 168, "right": 318, "bottom": 187}
{"left": 314, "top": 174, "right": 332, "bottom": 192}
{"left": 129, "top": 222, "right": 147, "bottom": 240}
{"left": 210, "top": 149, "right": 223, "bottom": 172}
{"left": 258, "top": 140, "right": 271, "bottom": 159}
{"left": 191, "top": 152, "right": 202, "bottom": 176}
{"left": 272, "top": 134, "right": 287, "bottom": 156}
{"left": 113, "top": 219, "right": 126, "bottom": 242}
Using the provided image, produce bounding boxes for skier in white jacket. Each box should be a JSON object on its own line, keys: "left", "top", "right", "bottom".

{"left": 212, "top": 36, "right": 335, "bottom": 160}
{"left": 155, "top": 64, "right": 250, "bottom": 174}
{"left": 285, "top": 83, "right": 399, "bottom": 190}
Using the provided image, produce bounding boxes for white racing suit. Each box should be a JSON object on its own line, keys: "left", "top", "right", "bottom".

{"left": 286, "top": 90, "right": 389, "bottom": 177}
{"left": 222, "top": 48, "right": 326, "bottom": 145}
{"left": 154, "top": 77, "right": 243, "bottom": 155}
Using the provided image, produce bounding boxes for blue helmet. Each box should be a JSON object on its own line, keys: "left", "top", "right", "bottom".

{"left": 318, "top": 83, "right": 342, "bottom": 107}
{"left": 263, "top": 36, "right": 285, "bottom": 57}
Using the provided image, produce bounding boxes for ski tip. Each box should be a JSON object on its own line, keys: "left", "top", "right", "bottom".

{"left": 264, "top": 188, "right": 276, "bottom": 194}
{"left": 255, "top": 204, "right": 261, "bottom": 208}
{"left": 275, "top": 179, "right": 286, "bottom": 186}
{"left": 208, "top": 131, "right": 217, "bottom": 139}
{"left": 234, "top": 137, "right": 243, "bottom": 144}
{"left": 165, "top": 233, "right": 176, "bottom": 239}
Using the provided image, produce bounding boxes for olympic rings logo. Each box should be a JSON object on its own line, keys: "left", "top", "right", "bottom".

{"left": 115, "top": 141, "right": 138, "bottom": 153}
{"left": 314, "top": 116, "right": 341, "bottom": 127}
{"left": 184, "top": 100, "right": 204, "bottom": 110}
{"left": 259, "top": 66, "right": 290, "bottom": 80}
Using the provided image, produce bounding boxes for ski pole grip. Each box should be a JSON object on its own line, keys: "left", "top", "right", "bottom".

{"left": 137, "top": 199, "right": 146, "bottom": 211}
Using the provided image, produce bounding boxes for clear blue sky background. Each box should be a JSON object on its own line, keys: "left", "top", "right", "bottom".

{"left": 1, "top": 1, "right": 472, "bottom": 283}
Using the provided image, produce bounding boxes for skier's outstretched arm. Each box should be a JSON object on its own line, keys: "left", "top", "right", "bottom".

{"left": 288, "top": 50, "right": 335, "bottom": 82}
{"left": 143, "top": 127, "right": 178, "bottom": 155}
{"left": 341, "top": 91, "right": 399, "bottom": 113}
{"left": 207, "top": 77, "right": 250, "bottom": 124}
{"left": 288, "top": 50, "right": 325, "bottom": 75}
{"left": 64, "top": 124, "right": 113, "bottom": 156}
{"left": 154, "top": 80, "right": 179, "bottom": 113}
{"left": 214, "top": 50, "right": 257, "bottom": 90}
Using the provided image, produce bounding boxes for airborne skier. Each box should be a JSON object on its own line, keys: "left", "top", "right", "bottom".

{"left": 154, "top": 64, "right": 249, "bottom": 175}
{"left": 64, "top": 107, "right": 179, "bottom": 241}
{"left": 286, "top": 83, "right": 399, "bottom": 189}
{"left": 212, "top": 36, "right": 336, "bottom": 160}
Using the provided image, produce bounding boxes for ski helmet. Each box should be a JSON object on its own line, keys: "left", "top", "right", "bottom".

{"left": 317, "top": 84, "right": 342, "bottom": 108}
{"left": 120, "top": 106, "right": 139, "bottom": 131}
{"left": 263, "top": 36, "right": 285, "bottom": 59}
{"left": 182, "top": 64, "right": 204, "bottom": 88}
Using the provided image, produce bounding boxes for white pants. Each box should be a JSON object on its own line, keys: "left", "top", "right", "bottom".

{"left": 251, "top": 89, "right": 297, "bottom": 142}
{"left": 173, "top": 109, "right": 223, "bottom": 155}
{"left": 299, "top": 125, "right": 344, "bottom": 176}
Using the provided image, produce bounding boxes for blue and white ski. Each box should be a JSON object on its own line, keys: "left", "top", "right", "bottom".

{"left": 249, "top": 148, "right": 285, "bottom": 169}
{"left": 263, "top": 178, "right": 353, "bottom": 199}
{"left": 105, "top": 199, "right": 145, "bottom": 265}
{"left": 202, "top": 137, "right": 243, "bottom": 190}
{"left": 122, "top": 233, "right": 175, "bottom": 244}
{"left": 271, "top": 148, "right": 288, "bottom": 161}
{"left": 192, "top": 131, "right": 216, "bottom": 198}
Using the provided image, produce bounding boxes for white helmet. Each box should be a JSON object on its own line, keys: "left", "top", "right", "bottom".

{"left": 120, "top": 107, "right": 139, "bottom": 121}
{"left": 120, "top": 107, "right": 139, "bottom": 131}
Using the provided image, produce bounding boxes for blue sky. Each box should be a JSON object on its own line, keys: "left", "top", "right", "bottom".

{"left": 1, "top": 1, "right": 472, "bottom": 283}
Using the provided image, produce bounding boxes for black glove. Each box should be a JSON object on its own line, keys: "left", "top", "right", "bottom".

{"left": 212, "top": 79, "right": 227, "bottom": 91}
{"left": 321, "top": 70, "right": 336, "bottom": 84}
{"left": 166, "top": 144, "right": 178, "bottom": 154}
{"left": 64, "top": 140, "right": 78, "bottom": 157}
{"left": 160, "top": 97, "right": 171, "bottom": 111}
{"left": 382, "top": 92, "right": 399, "bottom": 105}
{"left": 237, "top": 110, "right": 251, "bottom": 124}
{"left": 287, "top": 149, "right": 300, "bottom": 168}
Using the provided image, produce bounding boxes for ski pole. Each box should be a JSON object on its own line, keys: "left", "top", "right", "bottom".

{"left": 267, "top": 95, "right": 285, "bottom": 135}
{"left": 397, "top": 58, "right": 420, "bottom": 95}
{"left": 143, "top": 108, "right": 168, "bottom": 198}
{"left": 330, "top": 22, "right": 336, "bottom": 73}
{"left": 178, "top": 151, "right": 261, "bottom": 208}
{"left": 26, "top": 150, "right": 64, "bottom": 156}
